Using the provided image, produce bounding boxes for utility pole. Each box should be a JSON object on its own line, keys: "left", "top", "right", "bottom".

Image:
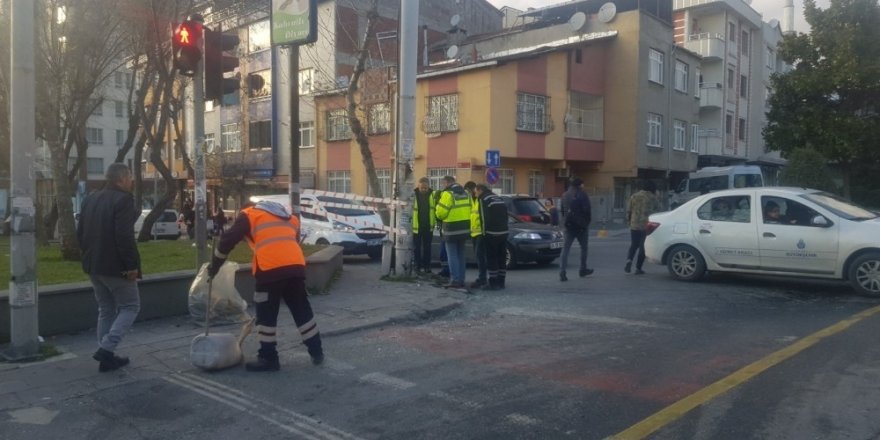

{"left": 4, "top": 0, "right": 40, "bottom": 360}
{"left": 393, "top": 0, "right": 418, "bottom": 276}
{"left": 192, "top": 14, "right": 208, "bottom": 264}
{"left": 289, "top": 46, "right": 301, "bottom": 221}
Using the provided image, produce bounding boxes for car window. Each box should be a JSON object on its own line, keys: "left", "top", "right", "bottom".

{"left": 761, "top": 196, "right": 824, "bottom": 226}
{"left": 697, "top": 195, "right": 751, "bottom": 223}
{"left": 800, "top": 192, "right": 878, "bottom": 221}
{"left": 689, "top": 175, "right": 728, "bottom": 193}
{"left": 733, "top": 174, "right": 762, "bottom": 188}
{"left": 317, "top": 196, "right": 372, "bottom": 217}
{"left": 160, "top": 212, "right": 177, "bottom": 222}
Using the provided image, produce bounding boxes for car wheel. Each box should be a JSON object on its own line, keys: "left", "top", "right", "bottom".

{"left": 848, "top": 252, "right": 880, "bottom": 297}
{"left": 667, "top": 245, "right": 706, "bottom": 281}
{"left": 505, "top": 245, "right": 519, "bottom": 270}
{"left": 316, "top": 238, "right": 330, "bottom": 245}
{"left": 368, "top": 248, "right": 382, "bottom": 261}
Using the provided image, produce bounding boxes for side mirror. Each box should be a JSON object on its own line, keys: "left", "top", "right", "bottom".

{"left": 811, "top": 215, "right": 830, "bottom": 227}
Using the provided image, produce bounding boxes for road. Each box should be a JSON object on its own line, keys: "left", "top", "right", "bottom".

{"left": 3, "top": 235, "right": 880, "bottom": 439}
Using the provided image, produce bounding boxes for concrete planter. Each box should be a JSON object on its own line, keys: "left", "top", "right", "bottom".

{"left": 0, "top": 245, "right": 343, "bottom": 343}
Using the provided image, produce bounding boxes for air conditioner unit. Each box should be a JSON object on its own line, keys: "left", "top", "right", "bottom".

{"left": 555, "top": 168, "right": 570, "bottom": 179}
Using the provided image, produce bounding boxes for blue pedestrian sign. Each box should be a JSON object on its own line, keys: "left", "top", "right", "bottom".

{"left": 486, "top": 150, "right": 501, "bottom": 168}
{"left": 486, "top": 167, "right": 499, "bottom": 185}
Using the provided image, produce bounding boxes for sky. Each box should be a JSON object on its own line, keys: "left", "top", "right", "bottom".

{"left": 485, "top": 0, "right": 833, "bottom": 34}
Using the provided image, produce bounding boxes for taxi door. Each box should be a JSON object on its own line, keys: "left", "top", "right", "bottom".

{"left": 757, "top": 196, "right": 839, "bottom": 275}
{"left": 692, "top": 193, "right": 760, "bottom": 269}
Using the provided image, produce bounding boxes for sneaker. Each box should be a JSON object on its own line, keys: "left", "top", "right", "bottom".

{"left": 624, "top": 261, "right": 632, "bottom": 273}
{"left": 559, "top": 272, "right": 568, "bottom": 282}
{"left": 469, "top": 279, "right": 487, "bottom": 289}
{"left": 93, "top": 348, "right": 130, "bottom": 373}
{"left": 245, "top": 357, "right": 281, "bottom": 372}
{"left": 579, "top": 268, "right": 594, "bottom": 277}
{"left": 310, "top": 352, "right": 324, "bottom": 366}
{"left": 634, "top": 269, "right": 646, "bottom": 275}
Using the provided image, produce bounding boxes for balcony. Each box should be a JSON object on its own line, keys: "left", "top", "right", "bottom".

{"left": 684, "top": 33, "right": 725, "bottom": 61}
{"left": 699, "top": 83, "right": 724, "bottom": 109}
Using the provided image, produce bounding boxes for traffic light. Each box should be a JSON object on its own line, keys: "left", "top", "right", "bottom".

{"left": 173, "top": 20, "right": 202, "bottom": 77}
{"left": 204, "top": 27, "right": 241, "bottom": 101}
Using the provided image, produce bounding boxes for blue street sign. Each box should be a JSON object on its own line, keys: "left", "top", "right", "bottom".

{"left": 486, "top": 149, "right": 501, "bottom": 168}
{"left": 486, "top": 167, "right": 499, "bottom": 185}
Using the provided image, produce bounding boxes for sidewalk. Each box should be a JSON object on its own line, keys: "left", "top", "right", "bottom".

{"left": 0, "top": 262, "right": 465, "bottom": 413}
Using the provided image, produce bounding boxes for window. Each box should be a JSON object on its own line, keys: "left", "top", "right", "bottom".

{"left": 761, "top": 196, "right": 824, "bottom": 226}
{"left": 87, "top": 158, "right": 104, "bottom": 175}
{"left": 428, "top": 168, "right": 456, "bottom": 190}
{"left": 114, "top": 71, "right": 124, "bottom": 88}
{"left": 738, "top": 118, "right": 746, "bottom": 141}
{"left": 327, "top": 170, "right": 351, "bottom": 194}
{"left": 249, "top": 120, "right": 271, "bottom": 150}
{"left": 740, "top": 75, "right": 748, "bottom": 98}
{"left": 528, "top": 170, "right": 545, "bottom": 197}
{"left": 690, "top": 124, "right": 699, "bottom": 152}
{"left": 115, "top": 100, "right": 124, "bottom": 117}
{"left": 694, "top": 67, "right": 702, "bottom": 98}
{"left": 647, "top": 113, "right": 662, "bottom": 147}
{"left": 766, "top": 47, "right": 776, "bottom": 70}
{"left": 299, "top": 68, "right": 314, "bottom": 94}
{"left": 740, "top": 30, "right": 749, "bottom": 55}
{"left": 698, "top": 195, "right": 751, "bottom": 223}
{"left": 566, "top": 92, "right": 603, "bottom": 140}
{"left": 673, "top": 120, "right": 687, "bottom": 151}
{"left": 86, "top": 127, "right": 103, "bottom": 144}
{"left": 424, "top": 94, "right": 459, "bottom": 133}
{"left": 221, "top": 123, "right": 241, "bottom": 152}
{"left": 90, "top": 99, "right": 102, "bottom": 116}
{"left": 116, "top": 129, "right": 125, "bottom": 147}
{"left": 728, "top": 22, "right": 736, "bottom": 42}
{"left": 727, "top": 67, "right": 735, "bottom": 88}
{"left": 299, "top": 121, "right": 314, "bottom": 148}
{"left": 516, "top": 93, "right": 549, "bottom": 133}
{"left": 371, "top": 169, "right": 392, "bottom": 197}
{"left": 490, "top": 168, "right": 515, "bottom": 195}
{"left": 368, "top": 103, "right": 391, "bottom": 135}
{"left": 249, "top": 70, "right": 272, "bottom": 99}
{"left": 325, "top": 109, "right": 351, "bottom": 141}
{"left": 674, "top": 61, "right": 688, "bottom": 93}
{"left": 725, "top": 114, "right": 733, "bottom": 134}
{"left": 649, "top": 49, "right": 664, "bottom": 84}
{"left": 248, "top": 20, "right": 270, "bottom": 53}
{"left": 205, "top": 133, "right": 216, "bottom": 153}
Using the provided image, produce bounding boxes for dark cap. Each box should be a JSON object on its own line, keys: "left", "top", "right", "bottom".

{"left": 570, "top": 177, "right": 584, "bottom": 187}
{"left": 464, "top": 181, "right": 476, "bottom": 190}
{"left": 442, "top": 175, "right": 456, "bottom": 184}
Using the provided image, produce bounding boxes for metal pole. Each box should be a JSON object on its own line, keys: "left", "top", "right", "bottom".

{"left": 192, "top": 16, "right": 207, "bottom": 264}
{"left": 4, "top": 0, "right": 40, "bottom": 360}
{"left": 393, "top": 0, "right": 418, "bottom": 275}
{"left": 289, "top": 46, "right": 301, "bottom": 222}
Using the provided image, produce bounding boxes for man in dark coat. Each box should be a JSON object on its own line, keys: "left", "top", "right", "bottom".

{"left": 77, "top": 163, "right": 141, "bottom": 372}
{"left": 559, "top": 177, "right": 594, "bottom": 282}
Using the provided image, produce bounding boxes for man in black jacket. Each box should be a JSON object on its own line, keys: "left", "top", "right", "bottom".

{"left": 475, "top": 184, "right": 509, "bottom": 290}
{"left": 559, "top": 177, "right": 594, "bottom": 282}
{"left": 77, "top": 163, "right": 141, "bottom": 372}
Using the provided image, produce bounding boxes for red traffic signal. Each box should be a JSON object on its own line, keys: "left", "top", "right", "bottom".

{"left": 204, "top": 28, "right": 241, "bottom": 101}
{"left": 173, "top": 20, "right": 202, "bottom": 77}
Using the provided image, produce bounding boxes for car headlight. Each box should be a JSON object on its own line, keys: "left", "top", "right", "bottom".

{"left": 332, "top": 221, "right": 356, "bottom": 232}
{"left": 513, "top": 232, "right": 542, "bottom": 240}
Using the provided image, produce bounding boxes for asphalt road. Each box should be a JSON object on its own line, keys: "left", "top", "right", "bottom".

{"left": 4, "top": 235, "right": 880, "bottom": 440}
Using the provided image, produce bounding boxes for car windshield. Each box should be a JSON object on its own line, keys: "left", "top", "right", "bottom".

{"left": 512, "top": 198, "right": 549, "bottom": 216}
{"left": 800, "top": 192, "right": 878, "bottom": 221}
{"left": 317, "top": 196, "right": 373, "bottom": 217}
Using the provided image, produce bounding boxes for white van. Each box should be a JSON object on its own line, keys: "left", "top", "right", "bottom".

{"left": 250, "top": 191, "right": 386, "bottom": 260}
{"left": 134, "top": 209, "right": 181, "bottom": 240}
{"left": 670, "top": 165, "right": 764, "bottom": 208}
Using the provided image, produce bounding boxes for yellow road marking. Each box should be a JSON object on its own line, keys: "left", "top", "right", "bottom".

{"left": 610, "top": 304, "right": 880, "bottom": 440}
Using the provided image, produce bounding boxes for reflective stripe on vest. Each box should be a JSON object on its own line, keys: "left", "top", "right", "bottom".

{"left": 442, "top": 192, "right": 471, "bottom": 237}
{"left": 244, "top": 207, "right": 305, "bottom": 275}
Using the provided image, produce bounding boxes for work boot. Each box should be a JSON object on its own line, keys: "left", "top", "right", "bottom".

{"left": 624, "top": 260, "right": 632, "bottom": 273}
{"left": 579, "top": 268, "right": 594, "bottom": 277}
{"left": 469, "top": 278, "right": 487, "bottom": 289}
{"left": 310, "top": 352, "right": 324, "bottom": 366}
{"left": 482, "top": 278, "right": 500, "bottom": 291}
{"left": 499, "top": 276, "right": 506, "bottom": 289}
{"left": 559, "top": 271, "right": 568, "bottom": 282}
{"left": 93, "top": 348, "right": 130, "bottom": 373}
{"left": 245, "top": 356, "right": 280, "bottom": 372}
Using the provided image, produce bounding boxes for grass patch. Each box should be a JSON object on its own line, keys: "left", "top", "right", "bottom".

{"left": 0, "top": 236, "right": 321, "bottom": 286}
{"left": 39, "top": 343, "right": 62, "bottom": 359}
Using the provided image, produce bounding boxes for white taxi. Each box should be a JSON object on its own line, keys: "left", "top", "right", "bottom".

{"left": 644, "top": 187, "right": 880, "bottom": 296}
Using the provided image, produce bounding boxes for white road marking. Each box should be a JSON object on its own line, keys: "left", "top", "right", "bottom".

{"left": 497, "top": 307, "right": 664, "bottom": 329}
{"left": 428, "top": 391, "right": 484, "bottom": 409}
{"left": 359, "top": 372, "right": 416, "bottom": 390}
{"left": 164, "top": 373, "right": 363, "bottom": 440}
{"left": 506, "top": 413, "right": 540, "bottom": 426}
{"left": 7, "top": 407, "right": 59, "bottom": 425}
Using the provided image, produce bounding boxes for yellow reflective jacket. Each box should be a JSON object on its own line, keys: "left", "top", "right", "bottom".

{"left": 470, "top": 196, "right": 482, "bottom": 237}
{"left": 435, "top": 184, "right": 471, "bottom": 238}
{"left": 412, "top": 189, "right": 436, "bottom": 233}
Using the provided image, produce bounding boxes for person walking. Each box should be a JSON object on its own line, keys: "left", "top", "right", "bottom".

{"left": 545, "top": 198, "right": 559, "bottom": 227}
{"left": 464, "top": 181, "right": 487, "bottom": 288}
{"left": 208, "top": 199, "right": 323, "bottom": 371}
{"left": 182, "top": 200, "right": 195, "bottom": 239}
{"left": 559, "top": 177, "right": 594, "bottom": 282}
{"left": 213, "top": 206, "right": 227, "bottom": 236}
{"left": 77, "top": 163, "right": 141, "bottom": 372}
{"left": 435, "top": 176, "right": 472, "bottom": 290}
{"left": 412, "top": 177, "right": 435, "bottom": 274}
{"left": 475, "top": 184, "right": 509, "bottom": 290}
{"left": 625, "top": 180, "right": 661, "bottom": 275}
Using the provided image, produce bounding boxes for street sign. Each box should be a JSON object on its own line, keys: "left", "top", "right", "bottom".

{"left": 271, "top": 0, "right": 318, "bottom": 46}
{"left": 486, "top": 149, "right": 500, "bottom": 168}
{"left": 486, "top": 167, "right": 499, "bottom": 185}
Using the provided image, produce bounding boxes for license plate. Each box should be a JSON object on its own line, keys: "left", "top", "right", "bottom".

{"left": 550, "top": 241, "right": 563, "bottom": 249}
{"left": 367, "top": 238, "right": 383, "bottom": 246}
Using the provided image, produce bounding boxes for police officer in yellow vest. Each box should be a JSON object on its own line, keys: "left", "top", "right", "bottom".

{"left": 208, "top": 199, "right": 323, "bottom": 371}
{"left": 464, "top": 181, "right": 488, "bottom": 288}
{"left": 435, "top": 176, "right": 472, "bottom": 289}
{"left": 412, "top": 177, "right": 436, "bottom": 274}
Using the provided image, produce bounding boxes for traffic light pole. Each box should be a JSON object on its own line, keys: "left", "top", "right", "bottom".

{"left": 4, "top": 0, "right": 40, "bottom": 361}
{"left": 192, "top": 17, "right": 208, "bottom": 265}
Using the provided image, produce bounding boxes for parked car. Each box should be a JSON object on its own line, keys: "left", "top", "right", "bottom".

{"left": 669, "top": 165, "right": 764, "bottom": 208}
{"left": 432, "top": 215, "right": 563, "bottom": 269}
{"left": 251, "top": 192, "right": 386, "bottom": 260}
{"left": 499, "top": 194, "right": 553, "bottom": 224}
{"left": 134, "top": 209, "right": 181, "bottom": 240}
{"left": 644, "top": 187, "right": 880, "bottom": 296}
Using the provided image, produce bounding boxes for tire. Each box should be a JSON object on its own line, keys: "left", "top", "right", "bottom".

{"left": 505, "top": 245, "right": 519, "bottom": 270}
{"left": 666, "top": 245, "right": 706, "bottom": 282}
{"left": 367, "top": 248, "right": 382, "bottom": 261}
{"left": 848, "top": 252, "right": 880, "bottom": 297}
{"left": 316, "top": 238, "right": 330, "bottom": 246}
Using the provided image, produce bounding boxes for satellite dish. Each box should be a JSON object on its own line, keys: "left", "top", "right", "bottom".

{"left": 450, "top": 14, "right": 461, "bottom": 27}
{"left": 598, "top": 2, "right": 617, "bottom": 23}
{"left": 768, "top": 19, "right": 780, "bottom": 28}
{"left": 568, "top": 12, "right": 587, "bottom": 32}
{"left": 446, "top": 45, "right": 459, "bottom": 59}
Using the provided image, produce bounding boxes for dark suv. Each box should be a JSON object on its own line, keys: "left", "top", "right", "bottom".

{"left": 499, "top": 195, "right": 552, "bottom": 224}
